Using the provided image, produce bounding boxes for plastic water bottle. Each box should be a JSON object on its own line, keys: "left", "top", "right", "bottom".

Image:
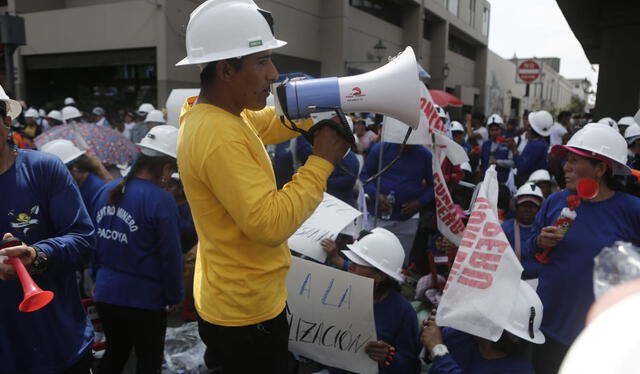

{"left": 381, "top": 191, "right": 395, "bottom": 220}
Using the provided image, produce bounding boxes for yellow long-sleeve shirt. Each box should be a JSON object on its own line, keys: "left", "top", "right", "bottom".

{"left": 177, "top": 98, "right": 333, "bottom": 326}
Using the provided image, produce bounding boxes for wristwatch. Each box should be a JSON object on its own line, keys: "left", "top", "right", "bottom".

{"left": 430, "top": 344, "right": 449, "bottom": 359}
{"left": 28, "top": 246, "right": 49, "bottom": 275}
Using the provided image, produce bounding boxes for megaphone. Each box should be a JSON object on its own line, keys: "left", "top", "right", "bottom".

{"left": 1, "top": 238, "right": 54, "bottom": 312}
{"left": 273, "top": 46, "right": 421, "bottom": 131}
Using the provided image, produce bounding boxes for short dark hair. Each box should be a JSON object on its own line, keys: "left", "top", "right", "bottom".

{"left": 507, "top": 118, "right": 518, "bottom": 127}
{"left": 200, "top": 58, "right": 244, "bottom": 87}
{"left": 472, "top": 112, "right": 485, "bottom": 121}
{"left": 558, "top": 111, "right": 572, "bottom": 122}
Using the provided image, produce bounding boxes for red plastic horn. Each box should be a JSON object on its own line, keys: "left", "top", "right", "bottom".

{"left": 1, "top": 238, "right": 54, "bottom": 312}
{"left": 576, "top": 178, "right": 599, "bottom": 200}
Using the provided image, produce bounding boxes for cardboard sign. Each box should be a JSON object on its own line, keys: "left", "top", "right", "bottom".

{"left": 288, "top": 193, "right": 362, "bottom": 262}
{"left": 436, "top": 166, "right": 523, "bottom": 341}
{"left": 286, "top": 257, "right": 378, "bottom": 374}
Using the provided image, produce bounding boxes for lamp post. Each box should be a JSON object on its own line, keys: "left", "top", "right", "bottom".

{"left": 344, "top": 39, "right": 388, "bottom": 72}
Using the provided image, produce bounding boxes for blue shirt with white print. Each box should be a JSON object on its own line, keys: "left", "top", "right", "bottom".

{"left": 92, "top": 178, "right": 183, "bottom": 310}
{"left": 0, "top": 150, "right": 95, "bottom": 374}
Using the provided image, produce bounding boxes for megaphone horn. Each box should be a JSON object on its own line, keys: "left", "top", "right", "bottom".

{"left": 274, "top": 46, "right": 421, "bottom": 130}
{"left": 1, "top": 238, "right": 54, "bottom": 312}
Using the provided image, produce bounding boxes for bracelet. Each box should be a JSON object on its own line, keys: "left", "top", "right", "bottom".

{"left": 384, "top": 346, "right": 396, "bottom": 366}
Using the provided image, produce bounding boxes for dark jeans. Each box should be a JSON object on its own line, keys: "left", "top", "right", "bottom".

{"left": 197, "top": 307, "right": 290, "bottom": 374}
{"left": 95, "top": 302, "right": 167, "bottom": 374}
{"left": 532, "top": 335, "right": 570, "bottom": 374}
{"left": 57, "top": 349, "right": 92, "bottom": 374}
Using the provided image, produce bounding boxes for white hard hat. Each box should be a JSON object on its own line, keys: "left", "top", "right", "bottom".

{"left": 503, "top": 281, "right": 545, "bottom": 344}
{"left": 64, "top": 97, "right": 76, "bottom": 106}
{"left": 618, "top": 116, "right": 637, "bottom": 128}
{"left": 487, "top": 113, "right": 505, "bottom": 128}
{"left": 552, "top": 123, "right": 630, "bottom": 175}
{"left": 527, "top": 169, "right": 552, "bottom": 184}
{"left": 528, "top": 110, "right": 553, "bottom": 137}
{"left": 176, "top": 0, "right": 287, "bottom": 66}
{"left": 61, "top": 106, "right": 83, "bottom": 121}
{"left": 39, "top": 109, "right": 46, "bottom": 117}
{"left": 434, "top": 104, "right": 447, "bottom": 119}
{"left": 47, "top": 110, "right": 63, "bottom": 122}
{"left": 24, "top": 108, "right": 39, "bottom": 118}
{"left": 342, "top": 228, "right": 405, "bottom": 283}
{"left": 144, "top": 110, "right": 166, "bottom": 123}
{"left": 624, "top": 124, "right": 640, "bottom": 141}
{"left": 40, "top": 139, "right": 85, "bottom": 165}
{"left": 0, "top": 84, "right": 22, "bottom": 119}
{"left": 450, "top": 121, "right": 465, "bottom": 133}
{"left": 515, "top": 183, "right": 544, "bottom": 206}
{"left": 136, "top": 124, "right": 179, "bottom": 159}
{"left": 598, "top": 117, "right": 619, "bottom": 131}
{"left": 460, "top": 162, "right": 472, "bottom": 173}
{"left": 137, "top": 103, "right": 155, "bottom": 116}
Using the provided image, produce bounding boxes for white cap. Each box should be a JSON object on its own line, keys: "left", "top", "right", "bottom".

{"left": 342, "top": 228, "right": 405, "bottom": 283}
{"left": 61, "top": 106, "right": 82, "bottom": 121}
{"left": 618, "top": 116, "right": 637, "bottom": 127}
{"left": 137, "top": 103, "right": 155, "bottom": 116}
{"left": 0, "top": 84, "right": 22, "bottom": 119}
{"left": 527, "top": 169, "right": 552, "bottom": 184}
{"left": 598, "top": 117, "right": 619, "bottom": 131}
{"left": 144, "top": 110, "right": 166, "bottom": 123}
{"left": 487, "top": 113, "right": 505, "bottom": 127}
{"left": 528, "top": 111, "right": 553, "bottom": 137}
{"left": 24, "top": 108, "right": 39, "bottom": 118}
{"left": 64, "top": 97, "right": 76, "bottom": 106}
{"left": 136, "top": 124, "right": 179, "bottom": 158}
{"left": 40, "top": 139, "right": 85, "bottom": 165}
{"left": 47, "top": 110, "right": 63, "bottom": 122}
{"left": 451, "top": 121, "right": 465, "bottom": 133}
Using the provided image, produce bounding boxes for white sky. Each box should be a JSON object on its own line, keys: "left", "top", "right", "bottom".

{"left": 488, "top": 0, "right": 598, "bottom": 89}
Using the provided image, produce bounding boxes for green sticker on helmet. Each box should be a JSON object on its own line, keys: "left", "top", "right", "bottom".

{"left": 249, "top": 40, "right": 263, "bottom": 48}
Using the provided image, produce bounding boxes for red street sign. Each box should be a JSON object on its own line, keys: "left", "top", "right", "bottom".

{"left": 517, "top": 60, "right": 541, "bottom": 84}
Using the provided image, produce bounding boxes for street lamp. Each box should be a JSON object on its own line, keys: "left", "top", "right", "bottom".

{"left": 442, "top": 63, "right": 450, "bottom": 79}
{"left": 344, "top": 40, "right": 388, "bottom": 72}
{"left": 373, "top": 39, "right": 387, "bottom": 62}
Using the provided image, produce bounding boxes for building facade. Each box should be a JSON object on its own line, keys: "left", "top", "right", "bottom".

{"left": 4, "top": 0, "right": 491, "bottom": 117}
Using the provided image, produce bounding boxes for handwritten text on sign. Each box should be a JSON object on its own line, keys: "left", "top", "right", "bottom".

{"left": 288, "top": 193, "right": 362, "bottom": 262}
{"left": 286, "top": 257, "right": 378, "bottom": 374}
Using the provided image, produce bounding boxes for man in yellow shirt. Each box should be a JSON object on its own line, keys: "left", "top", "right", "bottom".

{"left": 175, "top": 1, "right": 349, "bottom": 372}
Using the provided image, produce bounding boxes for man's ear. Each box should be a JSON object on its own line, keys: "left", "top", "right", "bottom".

{"left": 216, "top": 60, "right": 237, "bottom": 83}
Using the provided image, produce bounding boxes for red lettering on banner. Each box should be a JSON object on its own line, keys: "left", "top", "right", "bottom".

{"left": 468, "top": 211, "right": 486, "bottom": 225}
{"left": 452, "top": 221, "right": 466, "bottom": 234}
{"left": 469, "top": 251, "right": 501, "bottom": 271}
{"left": 421, "top": 96, "right": 446, "bottom": 133}
{"left": 482, "top": 222, "right": 502, "bottom": 237}
{"left": 476, "top": 238, "right": 510, "bottom": 254}
{"left": 458, "top": 268, "right": 493, "bottom": 289}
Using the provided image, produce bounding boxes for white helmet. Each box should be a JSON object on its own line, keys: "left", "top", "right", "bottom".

{"left": 528, "top": 110, "right": 553, "bottom": 137}
{"left": 0, "top": 84, "right": 22, "bottom": 119}
{"left": 61, "top": 106, "right": 83, "bottom": 121}
{"left": 618, "top": 116, "right": 637, "bottom": 128}
{"left": 176, "top": 0, "right": 287, "bottom": 66}
{"left": 598, "top": 117, "right": 619, "bottom": 131}
{"left": 515, "top": 183, "right": 544, "bottom": 206}
{"left": 487, "top": 113, "right": 505, "bottom": 128}
{"left": 39, "top": 109, "right": 46, "bottom": 117}
{"left": 144, "top": 110, "right": 166, "bottom": 123}
{"left": 624, "top": 124, "right": 640, "bottom": 144}
{"left": 24, "top": 108, "right": 39, "bottom": 118}
{"left": 137, "top": 103, "right": 155, "bottom": 116}
{"left": 136, "top": 124, "right": 179, "bottom": 158}
{"left": 460, "top": 162, "right": 472, "bottom": 173}
{"left": 503, "top": 281, "right": 545, "bottom": 344}
{"left": 552, "top": 123, "right": 630, "bottom": 175}
{"left": 342, "top": 228, "right": 405, "bottom": 283}
{"left": 527, "top": 169, "right": 552, "bottom": 184}
{"left": 47, "top": 110, "right": 63, "bottom": 122}
{"left": 40, "top": 139, "right": 85, "bottom": 165}
{"left": 64, "top": 97, "right": 76, "bottom": 106}
{"left": 450, "top": 121, "right": 465, "bottom": 133}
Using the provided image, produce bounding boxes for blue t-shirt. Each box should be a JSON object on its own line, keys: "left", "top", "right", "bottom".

{"left": 524, "top": 190, "right": 640, "bottom": 345}
{"left": 514, "top": 138, "right": 548, "bottom": 180}
{"left": 480, "top": 140, "right": 512, "bottom": 183}
{"left": 329, "top": 290, "right": 421, "bottom": 374}
{"left": 0, "top": 150, "right": 95, "bottom": 374}
{"left": 328, "top": 151, "right": 360, "bottom": 207}
{"left": 430, "top": 328, "right": 534, "bottom": 374}
{"left": 92, "top": 178, "right": 184, "bottom": 310}
{"left": 361, "top": 143, "right": 434, "bottom": 221}
{"left": 78, "top": 172, "right": 104, "bottom": 214}
{"left": 501, "top": 218, "right": 540, "bottom": 279}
